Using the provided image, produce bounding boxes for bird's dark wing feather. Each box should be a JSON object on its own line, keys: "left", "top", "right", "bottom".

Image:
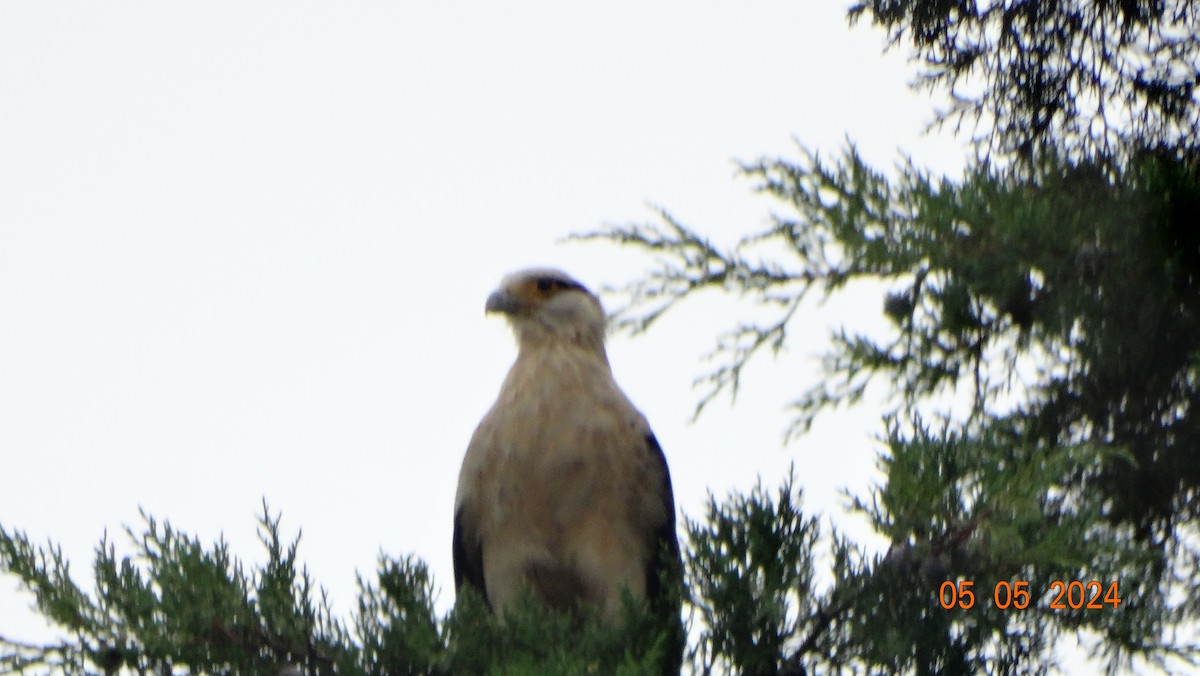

{"left": 643, "top": 433, "right": 681, "bottom": 600}
{"left": 643, "top": 432, "right": 684, "bottom": 675}
{"left": 452, "top": 506, "right": 490, "bottom": 607}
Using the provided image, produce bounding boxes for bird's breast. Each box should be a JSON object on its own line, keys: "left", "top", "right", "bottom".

{"left": 455, "top": 343, "right": 672, "bottom": 621}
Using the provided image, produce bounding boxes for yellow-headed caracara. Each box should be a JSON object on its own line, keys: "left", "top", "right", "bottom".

{"left": 454, "top": 268, "right": 683, "bottom": 671}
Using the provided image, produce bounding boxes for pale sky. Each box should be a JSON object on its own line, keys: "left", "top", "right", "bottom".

{"left": 0, "top": 0, "right": 976, "bottom": 658}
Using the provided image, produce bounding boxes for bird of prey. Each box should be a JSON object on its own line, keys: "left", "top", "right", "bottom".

{"left": 453, "top": 268, "right": 682, "bottom": 670}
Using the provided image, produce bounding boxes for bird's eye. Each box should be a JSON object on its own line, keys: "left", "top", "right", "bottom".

{"left": 536, "top": 278, "right": 554, "bottom": 292}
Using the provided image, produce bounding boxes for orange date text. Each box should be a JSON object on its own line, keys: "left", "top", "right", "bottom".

{"left": 938, "top": 579, "right": 1121, "bottom": 610}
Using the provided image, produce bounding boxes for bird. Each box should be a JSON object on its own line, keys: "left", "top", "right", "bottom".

{"left": 453, "top": 267, "right": 683, "bottom": 671}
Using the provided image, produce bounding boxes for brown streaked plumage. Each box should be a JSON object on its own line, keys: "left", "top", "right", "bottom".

{"left": 453, "top": 268, "right": 682, "bottom": 671}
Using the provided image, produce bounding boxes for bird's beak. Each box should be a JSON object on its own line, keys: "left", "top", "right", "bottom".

{"left": 485, "top": 289, "right": 521, "bottom": 315}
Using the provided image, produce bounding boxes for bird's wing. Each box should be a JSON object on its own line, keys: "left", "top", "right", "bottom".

{"left": 643, "top": 431, "right": 682, "bottom": 604}
{"left": 642, "top": 431, "right": 685, "bottom": 675}
{"left": 452, "top": 502, "right": 489, "bottom": 606}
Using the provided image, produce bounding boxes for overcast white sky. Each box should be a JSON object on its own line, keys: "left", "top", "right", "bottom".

{"left": 0, "top": 0, "right": 982, "bottom": 657}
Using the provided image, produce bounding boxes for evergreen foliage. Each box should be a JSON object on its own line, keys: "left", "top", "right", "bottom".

{"left": 0, "top": 504, "right": 679, "bottom": 674}
{"left": 848, "top": 0, "right": 1200, "bottom": 164}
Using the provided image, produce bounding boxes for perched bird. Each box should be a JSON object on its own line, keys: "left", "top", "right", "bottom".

{"left": 453, "top": 268, "right": 682, "bottom": 670}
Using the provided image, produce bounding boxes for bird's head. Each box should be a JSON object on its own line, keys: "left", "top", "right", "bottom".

{"left": 486, "top": 268, "right": 607, "bottom": 351}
